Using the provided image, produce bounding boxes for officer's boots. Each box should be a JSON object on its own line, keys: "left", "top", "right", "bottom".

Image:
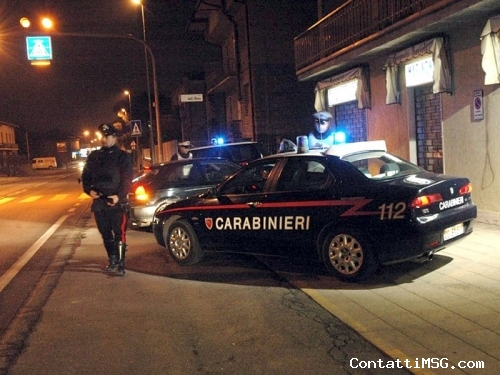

{"left": 104, "top": 241, "right": 117, "bottom": 272}
{"left": 116, "top": 241, "right": 127, "bottom": 276}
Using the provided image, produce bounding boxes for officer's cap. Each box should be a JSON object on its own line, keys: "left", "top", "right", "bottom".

{"left": 98, "top": 123, "right": 117, "bottom": 137}
{"left": 312, "top": 111, "right": 333, "bottom": 121}
{"left": 178, "top": 141, "right": 191, "bottom": 147}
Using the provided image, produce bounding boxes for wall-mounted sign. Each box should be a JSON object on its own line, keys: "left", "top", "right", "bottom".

{"left": 327, "top": 79, "right": 358, "bottom": 106}
{"left": 473, "top": 90, "right": 484, "bottom": 121}
{"left": 405, "top": 55, "right": 434, "bottom": 87}
{"left": 26, "top": 36, "right": 52, "bottom": 61}
{"left": 180, "top": 94, "right": 203, "bottom": 102}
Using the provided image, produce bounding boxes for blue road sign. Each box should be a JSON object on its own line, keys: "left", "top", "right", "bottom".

{"left": 26, "top": 36, "right": 53, "bottom": 61}
{"left": 131, "top": 120, "right": 142, "bottom": 136}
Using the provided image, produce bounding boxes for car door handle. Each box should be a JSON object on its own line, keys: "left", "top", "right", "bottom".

{"left": 247, "top": 202, "right": 261, "bottom": 207}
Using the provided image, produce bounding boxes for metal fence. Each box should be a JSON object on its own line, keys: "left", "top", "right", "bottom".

{"left": 294, "top": 0, "right": 445, "bottom": 71}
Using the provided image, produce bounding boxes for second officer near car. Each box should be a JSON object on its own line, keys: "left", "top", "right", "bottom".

{"left": 82, "top": 123, "right": 134, "bottom": 276}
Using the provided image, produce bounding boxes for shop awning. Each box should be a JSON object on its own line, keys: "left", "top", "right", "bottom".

{"left": 384, "top": 37, "right": 452, "bottom": 104}
{"left": 314, "top": 66, "right": 370, "bottom": 111}
{"left": 480, "top": 15, "right": 500, "bottom": 85}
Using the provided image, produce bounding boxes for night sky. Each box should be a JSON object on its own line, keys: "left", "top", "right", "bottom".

{"left": 0, "top": 0, "right": 217, "bottom": 136}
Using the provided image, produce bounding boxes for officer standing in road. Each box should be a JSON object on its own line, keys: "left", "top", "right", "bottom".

{"left": 82, "top": 123, "right": 133, "bottom": 276}
{"left": 308, "top": 111, "right": 335, "bottom": 149}
{"left": 170, "top": 140, "right": 193, "bottom": 160}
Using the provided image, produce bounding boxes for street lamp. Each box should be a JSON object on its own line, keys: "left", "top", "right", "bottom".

{"left": 124, "top": 90, "right": 132, "bottom": 119}
{"left": 132, "top": 0, "right": 161, "bottom": 163}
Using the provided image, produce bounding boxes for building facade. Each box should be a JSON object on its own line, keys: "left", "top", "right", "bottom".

{"left": 187, "top": 0, "right": 317, "bottom": 154}
{"left": 0, "top": 121, "right": 20, "bottom": 174}
{"left": 295, "top": 0, "right": 500, "bottom": 224}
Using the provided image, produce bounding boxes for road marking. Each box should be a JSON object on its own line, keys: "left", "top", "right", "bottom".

{"left": 0, "top": 215, "right": 69, "bottom": 293}
{"left": 0, "top": 198, "right": 15, "bottom": 205}
{"left": 78, "top": 193, "right": 91, "bottom": 200}
{"left": 20, "top": 195, "right": 43, "bottom": 203}
{"left": 49, "top": 194, "right": 68, "bottom": 201}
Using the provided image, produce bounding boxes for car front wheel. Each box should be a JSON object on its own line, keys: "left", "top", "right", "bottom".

{"left": 321, "top": 230, "right": 378, "bottom": 282}
{"left": 165, "top": 220, "right": 204, "bottom": 265}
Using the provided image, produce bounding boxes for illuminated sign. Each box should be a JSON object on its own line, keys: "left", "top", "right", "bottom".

{"left": 180, "top": 94, "right": 203, "bottom": 102}
{"left": 26, "top": 36, "right": 53, "bottom": 61}
{"left": 327, "top": 79, "right": 358, "bottom": 106}
{"left": 405, "top": 55, "right": 434, "bottom": 87}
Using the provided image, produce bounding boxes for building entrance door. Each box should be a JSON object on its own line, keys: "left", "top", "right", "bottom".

{"left": 414, "top": 85, "right": 443, "bottom": 173}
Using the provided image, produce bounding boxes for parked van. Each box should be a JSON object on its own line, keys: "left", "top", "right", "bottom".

{"left": 32, "top": 157, "right": 57, "bottom": 170}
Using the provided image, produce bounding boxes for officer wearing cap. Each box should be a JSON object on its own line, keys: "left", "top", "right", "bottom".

{"left": 170, "top": 140, "right": 193, "bottom": 160}
{"left": 308, "top": 111, "right": 335, "bottom": 149}
{"left": 82, "top": 123, "right": 133, "bottom": 276}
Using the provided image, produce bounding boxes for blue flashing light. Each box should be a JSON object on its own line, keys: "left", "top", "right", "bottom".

{"left": 334, "top": 131, "right": 346, "bottom": 144}
{"left": 211, "top": 137, "right": 225, "bottom": 145}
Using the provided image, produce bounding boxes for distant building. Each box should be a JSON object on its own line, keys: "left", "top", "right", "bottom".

{"left": 0, "top": 121, "right": 20, "bottom": 173}
{"left": 186, "top": 0, "right": 317, "bottom": 154}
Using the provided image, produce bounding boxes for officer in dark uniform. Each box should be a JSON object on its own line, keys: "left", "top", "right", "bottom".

{"left": 82, "top": 123, "right": 133, "bottom": 276}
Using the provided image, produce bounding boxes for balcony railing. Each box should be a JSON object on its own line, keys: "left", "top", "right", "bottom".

{"left": 0, "top": 143, "right": 19, "bottom": 151}
{"left": 205, "top": 58, "right": 237, "bottom": 91}
{"left": 294, "top": 0, "right": 446, "bottom": 72}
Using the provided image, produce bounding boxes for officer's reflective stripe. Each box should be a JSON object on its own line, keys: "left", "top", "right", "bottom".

{"left": 0, "top": 198, "right": 15, "bottom": 205}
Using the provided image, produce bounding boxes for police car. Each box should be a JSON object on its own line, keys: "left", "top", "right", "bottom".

{"left": 152, "top": 140, "right": 477, "bottom": 282}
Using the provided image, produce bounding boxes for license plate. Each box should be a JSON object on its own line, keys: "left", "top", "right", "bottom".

{"left": 443, "top": 223, "right": 464, "bottom": 241}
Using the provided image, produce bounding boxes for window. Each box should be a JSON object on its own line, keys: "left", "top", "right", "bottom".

{"left": 276, "top": 158, "right": 331, "bottom": 192}
{"left": 219, "top": 159, "right": 278, "bottom": 195}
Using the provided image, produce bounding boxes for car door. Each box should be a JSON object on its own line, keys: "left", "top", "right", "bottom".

{"left": 201, "top": 156, "right": 335, "bottom": 258}
{"left": 199, "top": 158, "right": 280, "bottom": 253}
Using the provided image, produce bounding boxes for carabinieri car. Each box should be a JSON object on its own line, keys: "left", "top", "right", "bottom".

{"left": 152, "top": 140, "right": 477, "bottom": 282}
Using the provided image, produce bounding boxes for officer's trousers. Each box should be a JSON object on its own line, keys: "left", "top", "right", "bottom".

{"left": 94, "top": 207, "right": 128, "bottom": 245}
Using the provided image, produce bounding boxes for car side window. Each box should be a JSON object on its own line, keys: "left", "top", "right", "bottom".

{"left": 276, "top": 158, "right": 330, "bottom": 192}
{"left": 156, "top": 163, "right": 199, "bottom": 186}
{"left": 200, "top": 162, "right": 239, "bottom": 183}
{"left": 219, "top": 160, "right": 278, "bottom": 194}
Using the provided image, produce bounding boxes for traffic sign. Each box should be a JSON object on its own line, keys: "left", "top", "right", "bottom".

{"left": 131, "top": 120, "right": 142, "bottom": 136}
{"left": 26, "top": 36, "right": 53, "bottom": 61}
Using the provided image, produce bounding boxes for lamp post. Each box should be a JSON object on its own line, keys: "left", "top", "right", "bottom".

{"left": 124, "top": 90, "right": 132, "bottom": 118}
{"left": 132, "top": 0, "right": 161, "bottom": 163}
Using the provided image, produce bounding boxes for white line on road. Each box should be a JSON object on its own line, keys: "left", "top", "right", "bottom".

{"left": 0, "top": 215, "right": 69, "bottom": 293}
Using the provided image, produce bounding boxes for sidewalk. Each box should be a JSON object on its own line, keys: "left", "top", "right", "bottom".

{"left": 1, "top": 206, "right": 499, "bottom": 374}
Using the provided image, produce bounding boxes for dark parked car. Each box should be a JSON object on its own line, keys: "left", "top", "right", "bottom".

{"left": 127, "top": 158, "right": 240, "bottom": 229}
{"left": 190, "top": 142, "right": 262, "bottom": 166}
{"left": 152, "top": 140, "right": 477, "bottom": 282}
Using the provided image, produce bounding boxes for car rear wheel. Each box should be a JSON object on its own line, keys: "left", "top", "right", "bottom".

{"left": 321, "top": 230, "right": 378, "bottom": 282}
{"left": 165, "top": 220, "right": 204, "bottom": 265}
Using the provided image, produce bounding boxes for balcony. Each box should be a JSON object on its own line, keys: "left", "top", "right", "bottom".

{"left": 294, "top": 0, "right": 497, "bottom": 79}
{"left": 205, "top": 58, "right": 238, "bottom": 94}
{"left": 0, "top": 143, "right": 19, "bottom": 151}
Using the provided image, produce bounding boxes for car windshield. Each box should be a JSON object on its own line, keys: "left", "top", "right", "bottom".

{"left": 342, "top": 151, "right": 423, "bottom": 180}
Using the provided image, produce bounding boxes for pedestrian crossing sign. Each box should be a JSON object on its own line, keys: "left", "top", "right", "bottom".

{"left": 131, "top": 120, "right": 142, "bottom": 136}
{"left": 26, "top": 36, "right": 53, "bottom": 61}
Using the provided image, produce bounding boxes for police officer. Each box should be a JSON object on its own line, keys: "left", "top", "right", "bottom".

{"left": 82, "top": 123, "right": 133, "bottom": 276}
{"left": 308, "top": 111, "right": 335, "bottom": 149}
{"left": 170, "top": 140, "right": 193, "bottom": 160}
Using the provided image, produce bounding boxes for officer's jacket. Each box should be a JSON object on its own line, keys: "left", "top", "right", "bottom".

{"left": 82, "top": 145, "right": 133, "bottom": 210}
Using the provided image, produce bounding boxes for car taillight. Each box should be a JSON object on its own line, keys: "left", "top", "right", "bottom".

{"left": 409, "top": 193, "right": 443, "bottom": 209}
{"left": 459, "top": 183, "right": 472, "bottom": 195}
{"left": 134, "top": 186, "right": 149, "bottom": 201}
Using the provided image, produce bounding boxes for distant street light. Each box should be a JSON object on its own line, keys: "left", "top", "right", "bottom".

{"left": 20, "top": 16, "right": 53, "bottom": 30}
{"left": 124, "top": 90, "right": 132, "bottom": 119}
{"left": 132, "top": 0, "right": 162, "bottom": 163}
